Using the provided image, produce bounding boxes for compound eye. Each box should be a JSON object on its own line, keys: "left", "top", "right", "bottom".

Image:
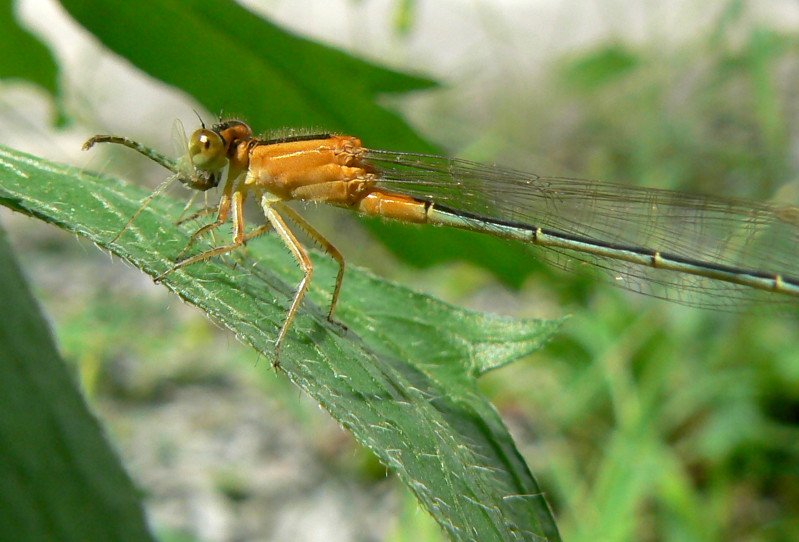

{"left": 188, "top": 129, "right": 227, "bottom": 172}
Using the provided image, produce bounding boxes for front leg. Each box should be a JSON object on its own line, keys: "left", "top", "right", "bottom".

{"left": 175, "top": 190, "right": 232, "bottom": 259}
{"left": 155, "top": 187, "right": 247, "bottom": 281}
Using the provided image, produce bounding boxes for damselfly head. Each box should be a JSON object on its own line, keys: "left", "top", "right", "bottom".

{"left": 187, "top": 128, "right": 227, "bottom": 173}
{"left": 176, "top": 120, "right": 253, "bottom": 192}
{"left": 172, "top": 119, "right": 220, "bottom": 192}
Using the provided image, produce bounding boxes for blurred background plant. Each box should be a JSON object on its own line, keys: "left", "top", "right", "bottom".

{"left": 2, "top": 0, "right": 799, "bottom": 541}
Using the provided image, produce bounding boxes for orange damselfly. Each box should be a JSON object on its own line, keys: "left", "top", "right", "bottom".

{"left": 83, "top": 119, "right": 799, "bottom": 357}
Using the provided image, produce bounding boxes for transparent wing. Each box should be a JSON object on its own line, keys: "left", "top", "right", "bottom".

{"left": 364, "top": 149, "right": 799, "bottom": 308}
{"left": 171, "top": 119, "right": 196, "bottom": 182}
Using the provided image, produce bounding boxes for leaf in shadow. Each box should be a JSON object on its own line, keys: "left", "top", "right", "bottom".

{"left": 58, "top": 0, "right": 537, "bottom": 288}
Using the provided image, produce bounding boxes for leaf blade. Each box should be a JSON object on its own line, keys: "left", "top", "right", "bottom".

{"left": 0, "top": 144, "right": 562, "bottom": 541}
{"left": 0, "top": 227, "right": 155, "bottom": 542}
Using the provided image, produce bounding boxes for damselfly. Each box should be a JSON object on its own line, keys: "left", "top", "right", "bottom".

{"left": 83, "top": 120, "right": 799, "bottom": 356}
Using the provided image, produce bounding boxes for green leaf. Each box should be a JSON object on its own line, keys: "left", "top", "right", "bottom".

{"left": 0, "top": 228, "right": 154, "bottom": 541}
{"left": 57, "top": 0, "right": 534, "bottom": 288}
{"left": 560, "top": 44, "right": 640, "bottom": 91}
{"left": 0, "top": 0, "right": 58, "bottom": 94}
{"left": 59, "top": 0, "right": 433, "bottom": 151}
{"left": 0, "top": 145, "right": 563, "bottom": 540}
